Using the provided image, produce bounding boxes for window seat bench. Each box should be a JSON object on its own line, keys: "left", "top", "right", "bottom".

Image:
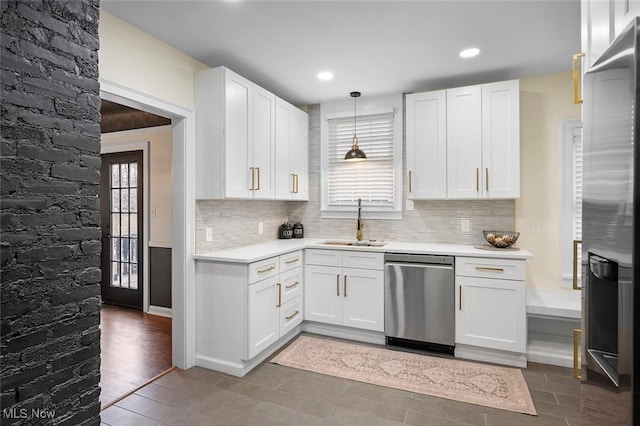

{"left": 526, "top": 288, "right": 581, "bottom": 368}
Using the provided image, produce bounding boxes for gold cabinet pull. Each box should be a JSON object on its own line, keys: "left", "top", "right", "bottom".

{"left": 485, "top": 168, "right": 489, "bottom": 192}
{"left": 409, "top": 171, "right": 412, "bottom": 192}
{"left": 285, "top": 256, "right": 299, "bottom": 265}
{"left": 291, "top": 174, "right": 295, "bottom": 193}
{"left": 476, "top": 168, "right": 479, "bottom": 192}
{"left": 257, "top": 265, "right": 275, "bottom": 274}
{"left": 459, "top": 285, "right": 462, "bottom": 310}
{"left": 475, "top": 266, "right": 504, "bottom": 272}
{"left": 336, "top": 274, "right": 340, "bottom": 296}
{"left": 286, "top": 310, "right": 299, "bottom": 321}
{"left": 276, "top": 283, "right": 282, "bottom": 307}
{"left": 255, "top": 167, "right": 260, "bottom": 190}
{"left": 250, "top": 167, "right": 255, "bottom": 190}
{"left": 285, "top": 281, "right": 299, "bottom": 289}
{"left": 344, "top": 275, "right": 348, "bottom": 297}
{"left": 573, "top": 329, "right": 582, "bottom": 380}
{"left": 573, "top": 239, "right": 582, "bottom": 290}
{"left": 573, "top": 53, "right": 585, "bottom": 105}
{"left": 295, "top": 174, "right": 299, "bottom": 193}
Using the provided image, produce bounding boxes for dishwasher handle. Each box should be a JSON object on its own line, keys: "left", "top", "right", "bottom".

{"left": 384, "top": 262, "right": 454, "bottom": 271}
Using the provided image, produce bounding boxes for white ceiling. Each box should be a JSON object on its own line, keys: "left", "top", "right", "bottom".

{"left": 101, "top": 0, "right": 581, "bottom": 106}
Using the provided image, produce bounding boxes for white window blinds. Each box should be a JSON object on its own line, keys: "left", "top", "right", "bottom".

{"left": 327, "top": 112, "right": 395, "bottom": 207}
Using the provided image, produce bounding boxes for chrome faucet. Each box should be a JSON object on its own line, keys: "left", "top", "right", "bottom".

{"left": 356, "top": 198, "right": 363, "bottom": 241}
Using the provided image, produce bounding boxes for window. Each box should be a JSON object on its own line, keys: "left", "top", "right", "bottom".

{"left": 320, "top": 94, "right": 403, "bottom": 219}
{"left": 561, "top": 119, "right": 582, "bottom": 287}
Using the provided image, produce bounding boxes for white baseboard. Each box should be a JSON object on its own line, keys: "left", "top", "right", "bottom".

{"left": 455, "top": 344, "right": 527, "bottom": 368}
{"left": 302, "top": 322, "right": 385, "bottom": 345}
{"left": 148, "top": 305, "right": 172, "bottom": 318}
{"left": 195, "top": 325, "right": 301, "bottom": 377}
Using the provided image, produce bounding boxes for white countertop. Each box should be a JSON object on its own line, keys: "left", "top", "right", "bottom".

{"left": 193, "top": 238, "right": 533, "bottom": 263}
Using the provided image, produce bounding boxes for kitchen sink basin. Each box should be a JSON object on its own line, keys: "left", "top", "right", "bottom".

{"left": 321, "top": 240, "right": 387, "bottom": 247}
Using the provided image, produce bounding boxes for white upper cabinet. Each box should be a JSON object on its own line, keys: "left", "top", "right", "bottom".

{"left": 275, "top": 98, "right": 309, "bottom": 201}
{"left": 196, "top": 66, "right": 295, "bottom": 200}
{"left": 581, "top": 0, "right": 615, "bottom": 70}
{"left": 407, "top": 80, "right": 520, "bottom": 200}
{"left": 446, "top": 85, "right": 483, "bottom": 199}
{"left": 481, "top": 80, "right": 520, "bottom": 198}
{"left": 406, "top": 90, "right": 447, "bottom": 199}
{"left": 614, "top": 1, "right": 640, "bottom": 37}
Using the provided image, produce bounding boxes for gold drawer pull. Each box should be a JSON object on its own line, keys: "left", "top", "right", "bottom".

{"left": 475, "top": 266, "right": 504, "bottom": 272}
{"left": 257, "top": 265, "right": 275, "bottom": 274}
{"left": 573, "top": 329, "right": 582, "bottom": 380}
{"left": 485, "top": 168, "right": 489, "bottom": 192}
{"left": 250, "top": 167, "right": 255, "bottom": 190}
{"left": 344, "top": 275, "right": 347, "bottom": 297}
{"left": 573, "top": 53, "right": 585, "bottom": 105}
{"left": 255, "top": 167, "right": 261, "bottom": 190}
{"left": 409, "top": 171, "right": 412, "bottom": 192}
{"left": 285, "top": 281, "right": 299, "bottom": 289}
{"left": 336, "top": 274, "right": 340, "bottom": 296}
{"left": 476, "top": 168, "right": 479, "bottom": 192}
{"left": 276, "top": 283, "right": 282, "bottom": 308}
{"left": 286, "top": 310, "right": 299, "bottom": 321}
{"left": 285, "top": 257, "right": 299, "bottom": 265}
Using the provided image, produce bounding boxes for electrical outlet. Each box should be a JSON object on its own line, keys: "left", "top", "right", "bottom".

{"left": 531, "top": 223, "right": 542, "bottom": 234}
{"left": 258, "top": 222, "right": 263, "bottom": 234}
{"left": 406, "top": 199, "right": 414, "bottom": 211}
{"left": 461, "top": 219, "right": 471, "bottom": 232}
{"left": 205, "top": 227, "right": 213, "bottom": 242}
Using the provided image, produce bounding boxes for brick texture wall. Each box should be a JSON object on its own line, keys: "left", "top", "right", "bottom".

{"left": 1, "top": 1, "right": 102, "bottom": 424}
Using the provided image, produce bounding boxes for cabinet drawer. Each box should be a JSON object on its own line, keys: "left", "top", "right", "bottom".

{"left": 305, "top": 249, "right": 342, "bottom": 267}
{"left": 342, "top": 251, "right": 384, "bottom": 270}
{"left": 280, "top": 267, "right": 302, "bottom": 304}
{"left": 455, "top": 257, "right": 525, "bottom": 281}
{"left": 280, "top": 250, "right": 303, "bottom": 272}
{"left": 249, "top": 256, "right": 280, "bottom": 284}
{"left": 280, "top": 296, "right": 303, "bottom": 335}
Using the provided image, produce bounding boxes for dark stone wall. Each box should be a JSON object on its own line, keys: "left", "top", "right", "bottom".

{"left": 1, "top": 1, "right": 102, "bottom": 425}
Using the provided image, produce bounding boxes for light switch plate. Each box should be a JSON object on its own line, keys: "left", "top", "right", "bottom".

{"left": 205, "top": 227, "right": 213, "bottom": 242}
{"left": 406, "top": 199, "right": 414, "bottom": 211}
{"left": 531, "top": 223, "right": 542, "bottom": 234}
{"left": 461, "top": 219, "right": 471, "bottom": 232}
{"left": 258, "top": 222, "right": 263, "bottom": 234}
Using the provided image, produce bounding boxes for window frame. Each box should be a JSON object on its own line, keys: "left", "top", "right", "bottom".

{"left": 320, "top": 94, "right": 403, "bottom": 220}
{"left": 560, "top": 119, "right": 583, "bottom": 288}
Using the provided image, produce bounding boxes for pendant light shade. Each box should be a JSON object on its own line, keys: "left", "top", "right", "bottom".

{"left": 344, "top": 91, "right": 367, "bottom": 161}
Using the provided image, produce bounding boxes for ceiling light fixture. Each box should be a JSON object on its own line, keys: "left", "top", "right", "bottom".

{"left": 344, "top": 91, "right": 367, "bottom": 161}
{"left": 317, "top": 71, "right": 334, "bottom": 81}
{"left": 459, "top": 47, "right": 481, "bottom": 58}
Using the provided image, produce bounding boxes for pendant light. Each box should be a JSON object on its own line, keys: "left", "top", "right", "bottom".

{"left": 344, "top": 91, "right": 367, "bottom": 161}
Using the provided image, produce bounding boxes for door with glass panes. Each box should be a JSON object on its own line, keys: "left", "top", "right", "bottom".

{"left": 100, "top": 151, "right": 143, "bottom": 309}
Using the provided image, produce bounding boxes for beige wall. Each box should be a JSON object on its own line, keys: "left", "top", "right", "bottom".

{"left": 516, "top": 72, "right": 581, "bottom": 289}
{"left": 98, "top": 10, "right": 208, "bottom": 109}
{"left": 101, "top": 126, "right": 173, "bottom": 246}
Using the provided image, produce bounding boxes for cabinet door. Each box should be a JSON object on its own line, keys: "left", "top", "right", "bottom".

{"left": 341, "top": 268, "right": 384, "bottom": 332}
{"left": 614, "top": 0, "right": 640, "bottom": 38}
{"left": 224, "top": 69, "right": 252, "bottom": 198}
{"left": 275, "top": 98, "right": 293, "bottom": 199}
{"left": 406, "top": 90, "right": 447, "bottom": 199}
{"left": 290, "top": 107, "right": 309, "bottom": 200}
{"left": 304, "top": 265, "right": 342, "bottom": 325}
{"left": 252, "top": 86, "right": 276, "bottom": 199}
{"left": 446, "top": 85, "right": 482, "bottom": 199}
{"left": 481, "top": 80, "right": 520, "bottom": 198}
{"left": 248, "top": 276, "right": 280, "bottom": 359}
{"left": 455, "top": 276, "right": 526, "bottom": 353}
{"left": 582, "top": 0, "right": 615, "bottom": 68}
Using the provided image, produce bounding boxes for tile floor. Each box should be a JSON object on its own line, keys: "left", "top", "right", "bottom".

{"left": 100, "top": 338, "right": 580, "bottom": 426}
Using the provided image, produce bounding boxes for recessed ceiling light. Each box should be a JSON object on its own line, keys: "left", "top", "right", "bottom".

{"left": 317, "top": 71, "right": 334, "bottom": 81}
{"left": 459, "top": 48, "right": 481, "bottom": 58}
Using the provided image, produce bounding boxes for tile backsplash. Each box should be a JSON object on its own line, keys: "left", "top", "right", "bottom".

{"left": 195, "top": 104, "right": 515, "bottom": 253}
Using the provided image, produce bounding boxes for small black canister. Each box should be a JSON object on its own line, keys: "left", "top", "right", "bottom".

{"left": 278, "top": 222, "right": 293, "bottom": 239}
{"left": 293, "top": 222, "right": 304, "bottom": 238}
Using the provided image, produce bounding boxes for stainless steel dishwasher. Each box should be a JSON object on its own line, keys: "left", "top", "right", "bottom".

{"left": 384, "top": 253, "right": 455, "bottom": 355}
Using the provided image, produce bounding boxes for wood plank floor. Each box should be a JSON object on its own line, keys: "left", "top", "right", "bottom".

{"left": 100, "top": 334, "right": 581, "bottom": 425}
{"left": 100, "top": 304, "right": 172, "bottom": 409}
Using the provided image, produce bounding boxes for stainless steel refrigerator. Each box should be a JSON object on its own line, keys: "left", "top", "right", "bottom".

{"left": 581, "top": 17, "right": 639, "bottom": 425}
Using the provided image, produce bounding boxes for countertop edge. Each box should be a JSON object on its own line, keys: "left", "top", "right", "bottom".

{"left": 193, "top": 239, "right": 533, "bottom": 263}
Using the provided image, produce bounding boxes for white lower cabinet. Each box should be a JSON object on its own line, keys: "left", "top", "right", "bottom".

{"left": 195, "top": 249, "right": 303, "bottom": 377}
{"left": 455, "top": 257, "right": 527, "bottom": 362}
{"left": 304, "top": 249, "right": 384, "bottom": 332}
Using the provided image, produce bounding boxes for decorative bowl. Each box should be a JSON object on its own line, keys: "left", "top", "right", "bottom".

{"left": 483, "top": 230, "right": 520, "bottom": 248}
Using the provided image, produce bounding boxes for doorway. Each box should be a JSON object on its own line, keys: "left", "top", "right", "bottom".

{"left": 100, "top": 150, "right": 144, "bottom": 310}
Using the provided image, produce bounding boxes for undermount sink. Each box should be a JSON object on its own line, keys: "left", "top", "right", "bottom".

{"left": 321, "top": 240, "right": 387, "bottom": 248}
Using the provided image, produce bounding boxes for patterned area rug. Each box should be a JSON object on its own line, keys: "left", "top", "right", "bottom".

{"left": 271, "top": 335, "right": 537, "bottom": 415}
